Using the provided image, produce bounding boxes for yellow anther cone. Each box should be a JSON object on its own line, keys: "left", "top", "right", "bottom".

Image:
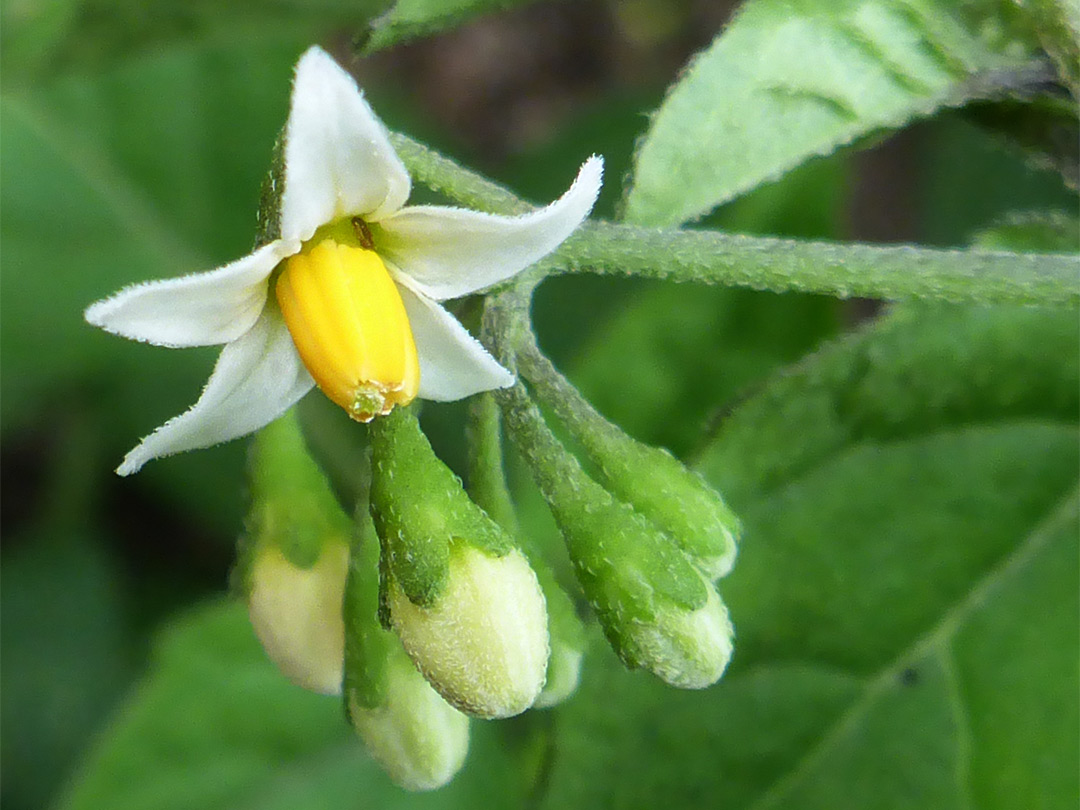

{"left": 276, "top": 233, "right": 419, "bottom": 422}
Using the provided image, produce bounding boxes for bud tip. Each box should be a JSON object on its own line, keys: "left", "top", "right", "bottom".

{"left": 390, "top": 546, "right": 549, "bottom": 718}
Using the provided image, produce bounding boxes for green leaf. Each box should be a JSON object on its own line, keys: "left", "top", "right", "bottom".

{"left": 625, "top": 0, "right": 1044, "bottom": 226}
{"left": 695, "top": 303, "right": 1079, "bottom": 501}
{"left": 363, "top": 0, "right": 542, "bottom": 53}
{"left": 58, "top": 600, "right": 533, "bottom": 810}
{"left": 970, "top": 209, "right": 1080, "bottom": 252}
{"left": 739, "top": 481, "right": 1078, "bottom": 809}
{"left": 538, "top": 300, "right": 1079, "bottom": 808}
{"left": 963, "top": 94, "right": 1080, "bottom": 189}
{"left": 0, "top": 0, "right": 385, "bottom": 84}
{"left": 915, "top": 114, "right": 1079, "bottom": 246}
{"left": 1, "top": 533, "right": 135, "bottom": 810}
{"left": 1025, "top": 0, "right": 1080, "bottom": 95}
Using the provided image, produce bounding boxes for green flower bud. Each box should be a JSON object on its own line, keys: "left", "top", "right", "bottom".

{"left": 345, "top": 518, "right": 469, "bottom": 791}
{"left": 592, "top": 442, "right": 739, "bottom": 580}
{"left": 236, "top": 410, "right": 351, "bottom": 695}
{"left": 369, "top": 407, "right": 549, "bottom": 718}
{"left": 500, "top": 384, "right": 734, "bottom": 689}
{"left": 466, "top": 392, "right": 585, "bottom": 709}
{"left": 625, "top": 572, "right": 733, "bottom": 689}
{"left": 517, "top": 346, "right": 740, "bottom": 578}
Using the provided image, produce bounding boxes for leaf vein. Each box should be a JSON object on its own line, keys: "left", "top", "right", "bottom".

{"left": 938, "top": 642, "right": 974, "bottom": 810}
{"left": 743, "top": 484, "right": 1079, "bottom": 810}
{"left": 3, "top": 94, "right": 207, "bottom": 273}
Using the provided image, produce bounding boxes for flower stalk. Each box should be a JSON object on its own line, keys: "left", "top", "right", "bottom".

{"left": 344, "top": 513, "right": 469, "bottom": 791}
{"left": 389, "top": 131, "right": 1080, "bottom": 307}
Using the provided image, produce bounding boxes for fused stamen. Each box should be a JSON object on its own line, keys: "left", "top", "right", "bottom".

{"left": 276, "top": 232, "right": 419, "bottom": 421}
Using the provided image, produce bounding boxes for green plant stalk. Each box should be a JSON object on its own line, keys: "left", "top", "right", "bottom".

{"left": 543, "top": 221, "right": 1080, "bottom": 306}
{"left": 389, "top": 132, "right": 532, "bottom": 216}
{"left": 465, "top": 392, "right": 519, "bottom": 535}
{"left": 391, "top": 131, "right": 1079, "bottom": 307}
{"left": 343, "top": 511, "right": 395, "bottom": 710}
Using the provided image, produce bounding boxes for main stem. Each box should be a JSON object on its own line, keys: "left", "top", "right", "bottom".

{"left": 392, "top": 131, "right": 1079, "bottom": 307}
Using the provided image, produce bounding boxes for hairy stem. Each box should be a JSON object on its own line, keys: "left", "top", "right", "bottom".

{"left": 540, "top": 221, "right": 1079, "bottom": 306}
{"left": 392, "top": 131, "right": 1079, "bottom": 307}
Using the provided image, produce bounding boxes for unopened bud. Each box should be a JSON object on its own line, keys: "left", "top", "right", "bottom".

{"left": 625, "top": 573, "right": 733, "bottom": 689}
{"left": 388, "top": 545, "right": 548, "bottom": 718}
{"left": 595, "top": 444, "right": 739, "bottom": 579}
{"left": 466, "top": 392, "right": 584, "bottom": 709}
{"left": 348, "top": 649, "right": 470, "bottom": 791}
{"left": 237, "top": 410, "right": 351, "bottom": 694}
{"left": 247, "top": 541, "right": 348, "bottom": 694}
{"left": 345, "top": 519, "right": 469, "bottom": 791}
{"left": 517, "top": 347, "right": 739, "bottom": 578}
{"left": 500, "top": 384, "right": 734, "bottom": 689}
{"left": 369, "top": 407, "right": 549, "bottom": 717}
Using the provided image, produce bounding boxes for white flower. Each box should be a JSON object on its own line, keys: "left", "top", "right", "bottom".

{"left": 85, "top": 46, "right": 602, "bottom": 476}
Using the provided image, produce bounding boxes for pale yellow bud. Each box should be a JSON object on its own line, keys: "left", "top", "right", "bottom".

{"left": 348, "top": 647, "right": 469, "bottom": 791}
{"left": 247, "top": 541, "right": 348, "bottom": 695}
{"left": 389, "top": 546, "right": 549, "bottom": 718}
{"left": 628, "top": 575, "right": 734, "bottom": 690}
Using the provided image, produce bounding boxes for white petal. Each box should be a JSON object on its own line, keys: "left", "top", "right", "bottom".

{"left": 117, "top": 306, "right": 314, "bottom": 475}
{"left": 396, "top": 283, "right": 513, "bottom": 402}
{"left": 280, "top": 47, "right": 411, "bottom": 242}
{"left": 84, "top": 240, "right": 296, "bottom": 348}
{"left": 377, "top": 156, "right": 602, "bottom": 301}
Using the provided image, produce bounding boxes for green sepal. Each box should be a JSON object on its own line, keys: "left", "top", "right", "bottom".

{"left": 234, "top": 409, "right": 353, "bottom": 595}
{"left": 498, "top": 385, "right": 708, "bottom": 670}
{"left": 253, "top": 129, "right": 285, "bottom": 249}
{"left": 369, "top": 407, "right": 514, "bottom": 610}
{"left": 518, "top": 345, "right": 741, "bottom": 579}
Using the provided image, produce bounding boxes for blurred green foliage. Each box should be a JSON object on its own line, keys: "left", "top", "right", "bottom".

{"left": 2, "top": 0, "right": 1076, "bottom": 808}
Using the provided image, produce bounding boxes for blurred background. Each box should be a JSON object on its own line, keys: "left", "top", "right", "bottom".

{"left": 1, "top": 1, "right": 1074, "bottom": 808}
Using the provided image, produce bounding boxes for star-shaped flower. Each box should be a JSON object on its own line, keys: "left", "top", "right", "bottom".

{"left": 86, "top": 46, "right": 602, "bottom": 475}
